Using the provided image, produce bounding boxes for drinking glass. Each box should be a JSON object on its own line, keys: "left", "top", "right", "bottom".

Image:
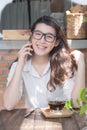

{"left": 46, "top": 87, "right": 65, "bottom": 112}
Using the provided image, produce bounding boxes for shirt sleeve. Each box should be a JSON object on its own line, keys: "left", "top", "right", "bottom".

{"left": 6, "top": 62, "right": 23, "bottom": 98}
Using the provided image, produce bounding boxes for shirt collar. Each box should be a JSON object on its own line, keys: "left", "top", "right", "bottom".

{"left": 23, "top": 59, "right": 32, "bottom": 72}
{"left": 23, "top": 59, "right": 50, "bottom": 77}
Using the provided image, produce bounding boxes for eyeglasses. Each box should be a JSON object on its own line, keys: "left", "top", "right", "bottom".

{"left": 32, "top": 30, "right": 57, "bottom": 43}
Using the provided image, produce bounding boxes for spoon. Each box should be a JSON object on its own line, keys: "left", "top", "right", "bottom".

{"left": 24, "top": 109, "right": 35, "bottom": 118}
{"left": 24, "top": 108, "right": 40, "bottom": 118}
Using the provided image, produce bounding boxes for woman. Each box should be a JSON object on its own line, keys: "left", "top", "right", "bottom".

{"left": 3, "top": 15, "right": 85, "bottom": 110}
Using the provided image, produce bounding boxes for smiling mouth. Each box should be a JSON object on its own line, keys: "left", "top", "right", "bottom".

{"left": 37, "top": 45, "right": 47, "bottom": 50}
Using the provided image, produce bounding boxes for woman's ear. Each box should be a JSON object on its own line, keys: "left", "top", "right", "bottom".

{"left": 54, "top": 40, "right": 60, "bottom": 47}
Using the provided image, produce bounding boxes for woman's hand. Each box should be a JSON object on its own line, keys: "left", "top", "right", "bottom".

{"left": 3, "top": 42, "right": 34, "bottom": 110}
{"left": 18, "top": 41, "right": 33, "bottom": 69}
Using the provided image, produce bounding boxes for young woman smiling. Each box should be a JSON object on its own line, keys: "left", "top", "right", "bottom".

{"left": 3, "top": 15, "right": 85, "bottom": 110}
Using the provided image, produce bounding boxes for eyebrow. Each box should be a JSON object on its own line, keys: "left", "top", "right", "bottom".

{"left": 34, "top": 30, "right": 56, "bottom": 36}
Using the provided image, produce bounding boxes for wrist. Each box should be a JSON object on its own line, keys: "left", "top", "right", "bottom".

{"left": 16, "top": 62, "right": 24, "bottom": 71}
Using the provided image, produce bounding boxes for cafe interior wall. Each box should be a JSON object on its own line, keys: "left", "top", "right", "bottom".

{"left": 0, "top": 0, "right": 87, "bottom": 109}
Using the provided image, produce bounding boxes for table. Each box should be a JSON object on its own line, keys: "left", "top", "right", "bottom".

{"left": 0, "top": 109, "right": 87, "bottom": 130}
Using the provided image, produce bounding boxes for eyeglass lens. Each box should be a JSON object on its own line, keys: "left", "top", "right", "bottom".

{"left": 32, "top": 30, "right": 56, "bottom": 43}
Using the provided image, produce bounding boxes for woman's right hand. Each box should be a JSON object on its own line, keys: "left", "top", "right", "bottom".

{"left": 18, "top": 41, "right": 33, "bottom": 69}
{"left": 3, "top": 42, "right": 34, "bottom": 110}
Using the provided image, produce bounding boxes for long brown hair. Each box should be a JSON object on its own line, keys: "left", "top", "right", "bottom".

{"left": 11, "top": 16, "right": 77, "bottom": 90}
{"left": 31, "top": 16, "right": 77, "bottom": 90}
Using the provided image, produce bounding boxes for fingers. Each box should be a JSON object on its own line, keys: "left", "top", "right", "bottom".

{"left": 21, "top": 41, "right": 32, "bottom": 51}
{"left": 20, "top": 42, "right": 33, "bottom": 56}
{"left": 17, "top": 42, "right": 34, "bottom": 68}
{"left": 18, "top": 42, "right": 34, "bottom": 62}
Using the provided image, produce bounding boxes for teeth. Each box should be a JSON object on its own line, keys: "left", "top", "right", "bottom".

{"left": 37, "top": 45, "right": 46, "bottom": 49}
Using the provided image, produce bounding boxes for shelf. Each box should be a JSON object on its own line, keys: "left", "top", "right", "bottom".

{"left": 0, "top": 39, "right": 87, "bottom": 50}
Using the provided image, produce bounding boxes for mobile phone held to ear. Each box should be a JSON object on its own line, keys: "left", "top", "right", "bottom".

{"left": 29, "top": 36, "right": 34, "bottom": 52}
{"left": 27, "top": 37, "right": 34, "bottom": 59}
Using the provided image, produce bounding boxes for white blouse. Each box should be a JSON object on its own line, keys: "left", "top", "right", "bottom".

{"left": 7, "top": 59, "right": 76, "bottom": 109}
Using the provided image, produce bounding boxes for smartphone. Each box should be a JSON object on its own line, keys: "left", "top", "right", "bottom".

{"left": 27, "top": 36, "right": 34, "bottom": 59}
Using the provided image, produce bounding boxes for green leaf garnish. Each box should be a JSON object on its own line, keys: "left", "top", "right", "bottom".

{"left": 79, "top": 104, "right": 87, "bottom": 114}
{"left": 80, "top": 88, "right": 87, "bottom": 102}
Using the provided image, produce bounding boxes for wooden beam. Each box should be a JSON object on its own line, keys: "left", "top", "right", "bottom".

{"left": 3, "top": 30, "right": 30, "bottom": 40}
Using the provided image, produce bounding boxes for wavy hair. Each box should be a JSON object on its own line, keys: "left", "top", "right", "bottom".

{"left": 30, "top": 16, "right": 77, "bottom": 90}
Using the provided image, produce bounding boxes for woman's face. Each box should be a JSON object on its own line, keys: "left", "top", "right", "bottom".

{"left": 31, "top": 23, "right": 58, "bottom": 57}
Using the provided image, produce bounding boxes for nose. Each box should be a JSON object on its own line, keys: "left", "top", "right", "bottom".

{"left": 40, "top": 35, "right": 46, "bottom": 43}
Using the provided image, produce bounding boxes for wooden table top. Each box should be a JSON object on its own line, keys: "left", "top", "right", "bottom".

{"left": 0, "top": 109, "right": 86, "bottom": 130}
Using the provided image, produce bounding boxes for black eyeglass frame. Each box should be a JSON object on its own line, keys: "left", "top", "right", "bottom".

{"left": 32, "top": 30, "right": 57, "bottom": 43}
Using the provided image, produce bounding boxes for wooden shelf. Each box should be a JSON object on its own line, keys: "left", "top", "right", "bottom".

{"left": 3, "top": 30, "right": 30, "bottom": 40}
